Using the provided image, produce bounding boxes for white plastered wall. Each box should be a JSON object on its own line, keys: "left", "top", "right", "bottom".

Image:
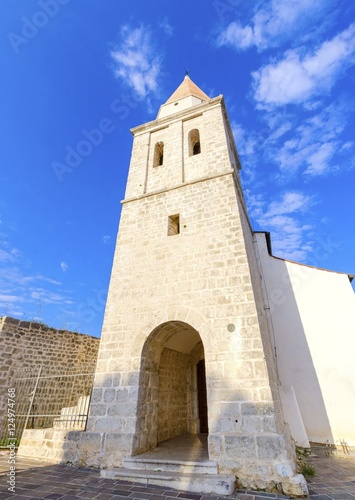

{"left": 255, "top": 233, "right": 355, "bottom": 447}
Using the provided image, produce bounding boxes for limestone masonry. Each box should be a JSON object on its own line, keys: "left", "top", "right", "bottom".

{"left": 78, "top": 76, "right": 308, "bottom": 496}
{"left": 17, "top": 76, "right": 355, "bottom": 497}
{"left": 0, "top": 315, "right": 99, "bottom": 433}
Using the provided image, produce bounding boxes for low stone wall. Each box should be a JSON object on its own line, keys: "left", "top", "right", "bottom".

{"left": 18, "top": 428, "right": 84, "bottom": 463}
{"left": 18, "top": 428, "right": 103, "bottom": 467}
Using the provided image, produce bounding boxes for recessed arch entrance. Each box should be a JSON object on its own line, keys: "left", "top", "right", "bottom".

{"left": 133, "top": 321, "right": 208, "bottom": 455}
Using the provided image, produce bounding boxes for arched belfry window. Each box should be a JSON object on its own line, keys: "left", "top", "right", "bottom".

{"left": 153, "top": 141, "right": 164, "bottom": 167}
{"left": 188, "top": 129, "right": 201, "bottom": 156}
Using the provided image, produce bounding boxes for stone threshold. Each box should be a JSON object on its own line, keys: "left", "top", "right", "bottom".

{"left": 101, "top": 467, "right": 236, "bottom": 495}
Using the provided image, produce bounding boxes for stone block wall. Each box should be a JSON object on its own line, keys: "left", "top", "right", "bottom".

{"left": 87, "top": 172, "right": 297, "bottom": 475}
{"left": 157, "top": 348, "right": 190, "bottom": 443}
{"left": 0, "top": 316, "right": 100, "bottom": 433}
{"left": 18, "top": 428, "right": 83, "bottom": 463}
{"left": 82, "top": 94, "right": 308, "bottom": 495}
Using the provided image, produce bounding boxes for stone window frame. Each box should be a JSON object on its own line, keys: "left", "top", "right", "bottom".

{"left": 153, "top": 141, "right": 164, "bottom": 167}
{"left": 188, "top": 129, "right": 201, "bottom": 156}
{"left": 167, "top": 214, "right": 180, "bottom": 236}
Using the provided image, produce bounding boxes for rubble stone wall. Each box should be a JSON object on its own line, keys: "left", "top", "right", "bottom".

{"left": 0, "top": 316, "right": 100, "bottom": 432}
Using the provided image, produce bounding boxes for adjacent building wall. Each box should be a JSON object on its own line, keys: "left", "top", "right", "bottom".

{"left": 255, "top": 233, "right": 355, "bottom": 447}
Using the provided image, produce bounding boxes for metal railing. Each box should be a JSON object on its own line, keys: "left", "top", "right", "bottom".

{"left": 1, "top": 363, "right": 95, "bottom": 446}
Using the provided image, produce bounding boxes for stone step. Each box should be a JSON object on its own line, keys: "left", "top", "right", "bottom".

{"left": 123, "top": 456, "right": 218, "bottom": 474}
{"left": 101, "top": 468, "right": 236, "bottom": 495}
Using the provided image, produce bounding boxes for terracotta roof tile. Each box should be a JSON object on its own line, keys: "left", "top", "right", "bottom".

{"left": 165, "top": 76, "right": 210, "bottom": 104}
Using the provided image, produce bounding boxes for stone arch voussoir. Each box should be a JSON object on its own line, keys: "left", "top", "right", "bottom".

{"left": 130, "top": 306, "right": 215, "bottom": 359}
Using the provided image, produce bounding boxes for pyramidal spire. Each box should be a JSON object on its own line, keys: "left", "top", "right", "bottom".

{"left": 165, "top": 75, "right": 210, "bottom": 104}
{"left": 157, "top": 75, "right": 211, "bottom": 119}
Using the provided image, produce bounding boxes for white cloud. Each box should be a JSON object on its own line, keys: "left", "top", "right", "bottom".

{"left": 269, "top": 121, "right": 293, "bottom": 141}
{"left": 0, "top": 246, "right": 20, "bottom": 263}
{"left": 249, "top": 191, "right": 315, "bottom": 261}
{"left": 339, "top": 142, "right": 354, "bottom": 152}
{"left": 36, "top": 275, "right": 62, "bottom": 285}
{"left": 218, "top": 22, "right": 255, "bottom": 49}
{"left": 232, "top": 122, "right": 257, "bottom": 157}
{"left": 304, "top": 142, "right": 337, "bottom": 176}
{"left": 0, "top": 265, "right": 69, "bottom": 319}
{"left": 0, "top": 294, "right": 24, "bottom": 303}
{"left": 217, "top": 0, "right": 330, "bottom": 51}
{"left": 253, "top": 24, "right": 355, "bottom": 107}
{"left": 0, "top": 249, "right": 15, "bottom": 263}
{"left": 30, "top": 288, "right": 73, "bottom": 305}
{"left": 231, "top": 115, "right": 293, "bottom": 182}
{"left": 60, "top": 261, "right": 69, "bottom": 272}
{"left": 0, "top": 223, "right": 75, "bottom": 324}
{"left": 234, "top": 99, "right": 351, "bottom": 182}
{"left": 267, "top": 100, "right": 350, "bottom": 177}
{"left": 160, "top": 18, "right": 173, "bottom": 36}
{"left": 111, "top": 25, "right": 161, "bottom": 98}
{"left": 266, "top": 192, "right": 312, "bottom": 217}
{"left": 270, "top": 225, "right": 314, "bottom": 261}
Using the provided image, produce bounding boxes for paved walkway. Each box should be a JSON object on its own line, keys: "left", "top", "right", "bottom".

{"left": 0, "top": 451, "right": 354, "bottom": 500}
{"left": 306, "top": 453, "right": 355, "bottom": 499}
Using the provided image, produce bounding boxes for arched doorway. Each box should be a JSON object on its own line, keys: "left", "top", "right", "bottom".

{"left": 133, "top": 321, "right": 208, "bottom": 455}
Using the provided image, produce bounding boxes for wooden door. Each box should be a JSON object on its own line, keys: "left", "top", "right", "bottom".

{"left": 197, "top": 360, "right": 208, "bottom": 433}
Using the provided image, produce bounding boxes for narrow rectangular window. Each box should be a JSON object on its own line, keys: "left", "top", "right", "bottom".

{"left": 168, "top": 214, "right": 180, "bottom": 236}
{"left": 154, "top": 141, "right": 164, "bottom": 167}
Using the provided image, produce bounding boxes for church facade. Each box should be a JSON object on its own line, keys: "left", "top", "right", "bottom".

{"left": 18, "top": 76, "right": 355, "bottom": 497}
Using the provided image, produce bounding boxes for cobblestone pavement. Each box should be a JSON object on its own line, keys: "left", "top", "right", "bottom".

{"left": 0, "top": 452, "right": 354, "bottom": 500}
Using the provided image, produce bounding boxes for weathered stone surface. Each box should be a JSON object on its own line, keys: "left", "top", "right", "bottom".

{"left": 256, "top": 434, "right": 287, "bottom": 461}
{"left": 241, "top": 402, "right": 275, "bottom": 416}
{"left": 91, "top": 388, "right": 103, "bottom": 404}
{"left": 0, "top": 316, "right": 99, "bottom": 431}
{"left": 157, "top": 348, "right": 189, "bottom": 442}
{"left": 75, "top": 432, "right": 103, "bottom": 467}
{"left": 16, "top": 78, "right": 307, "bottom": 496}
{"left": 89, "top": 403, "right": 107, "bottom": 417}
{"left": 103, "top": 388, "right": 116, "bottom": 403}
{"left": 18, "top": 429, "right": 89, "bottom": 465}
{"left": 93, "top": 416, "right": 124, "bottom": 432}
{"left": 225, "top": 435, "right": 257, "bottom": 459}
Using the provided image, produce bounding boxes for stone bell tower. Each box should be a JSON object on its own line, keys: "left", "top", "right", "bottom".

{"left": 84, "top": 76, "right": 307, "bottom": 496}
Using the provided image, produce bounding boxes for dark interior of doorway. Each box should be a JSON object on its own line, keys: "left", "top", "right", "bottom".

{"left": 197, "top": 359, "right": 208, "bottom": 433}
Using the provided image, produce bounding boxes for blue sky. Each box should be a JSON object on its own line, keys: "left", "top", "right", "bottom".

{"left": 1, "top": 0, "right": 355, "bottom": 337}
